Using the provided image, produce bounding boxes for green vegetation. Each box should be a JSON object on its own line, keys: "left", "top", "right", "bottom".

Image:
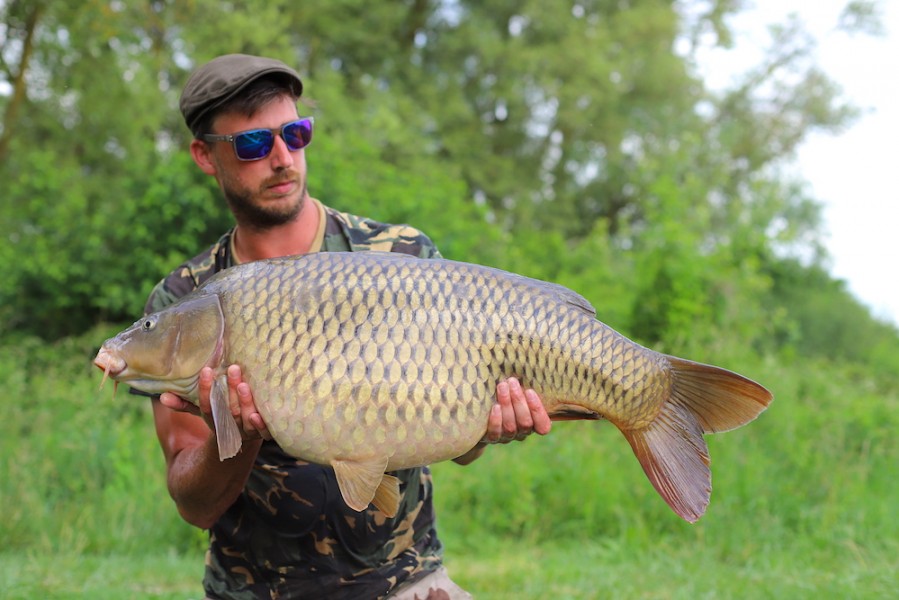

{"left": 2, "top": 0, "right": 897, "bottom": 597}
{"left": 2, "top": 327, "right": 897, "bottom": 598}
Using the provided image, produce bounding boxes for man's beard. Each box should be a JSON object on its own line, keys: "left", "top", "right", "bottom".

{"left": 223, "top": 172, "right": 306, "bottom": 230}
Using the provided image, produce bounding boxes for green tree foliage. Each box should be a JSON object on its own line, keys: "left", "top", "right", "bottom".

{"left": 1, "top": 0, "right": 896, "bottom": 373}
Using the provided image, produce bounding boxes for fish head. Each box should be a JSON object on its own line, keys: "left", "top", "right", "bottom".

{"left": 94, "top": 294, "right": 225, "bottom": 400}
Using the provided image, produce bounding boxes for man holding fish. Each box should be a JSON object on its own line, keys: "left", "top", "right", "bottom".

{"left": 143, "top": 53, "right": 551, "bottom": 600}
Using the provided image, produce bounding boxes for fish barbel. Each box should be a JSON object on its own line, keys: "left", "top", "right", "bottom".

{"left": 94, "top": 251, "right": 772, "bottom": 521}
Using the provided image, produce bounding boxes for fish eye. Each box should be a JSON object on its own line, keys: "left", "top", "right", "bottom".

{"left": 142, "top": 317, "right": 157, "bottom": 331}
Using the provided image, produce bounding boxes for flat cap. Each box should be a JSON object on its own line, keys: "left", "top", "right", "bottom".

{"left": 180, "top": 54, "right": 303, "bottom": 133}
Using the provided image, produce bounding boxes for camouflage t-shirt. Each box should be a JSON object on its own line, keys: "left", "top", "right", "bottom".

{"left": 144, "top": 201, "right": 445, "bottom": 600}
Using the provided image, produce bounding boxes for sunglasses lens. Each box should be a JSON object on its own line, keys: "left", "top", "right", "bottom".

{"left": 234, "top": 129, "right": 275, "bottom": 160}
{"left": 282, "top": 119, "right": 313, "bottom": 151}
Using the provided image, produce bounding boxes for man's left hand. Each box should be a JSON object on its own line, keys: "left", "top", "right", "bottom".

{"left": 453, "top": 377, "right": 551, "bottom": 465}
{"left": 483, "top": 377, "right": 552, "bottom": 443}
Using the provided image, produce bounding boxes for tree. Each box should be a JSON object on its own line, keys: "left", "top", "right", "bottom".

{"left": 0, "top": 0, "right": 891, "bottom": 362}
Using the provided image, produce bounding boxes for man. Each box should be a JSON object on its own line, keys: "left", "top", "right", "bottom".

{"left": 148, "top": 53, "right": 551, "bottom": 599}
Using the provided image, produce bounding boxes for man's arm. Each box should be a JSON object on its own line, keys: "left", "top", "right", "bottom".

{"left": 153, "top": 366, "right": 269, "bottom": 529}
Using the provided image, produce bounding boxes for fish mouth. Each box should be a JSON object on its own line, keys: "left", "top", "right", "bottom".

{"left": 94, "top": 346, "right": 127, "bottom": 389}
{"left": 94, "top": 346, "right": 126, "bottom": 375}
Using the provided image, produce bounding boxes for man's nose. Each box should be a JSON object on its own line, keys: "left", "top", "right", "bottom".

{"left": 269, "top": 134, "right": 295, "bottom": 168}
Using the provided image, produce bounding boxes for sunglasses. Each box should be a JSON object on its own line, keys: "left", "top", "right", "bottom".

{"left": 202, "top": 117, "right": 314, "bottom": 161}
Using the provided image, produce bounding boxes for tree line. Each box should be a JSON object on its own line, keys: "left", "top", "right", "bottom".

{"left": 1, "top": 0, "right": 896, "bottom": 377}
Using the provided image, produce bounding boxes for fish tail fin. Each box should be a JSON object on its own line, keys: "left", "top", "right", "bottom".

{"left": 622, "top": 357, "right": 772, "bottom": 522}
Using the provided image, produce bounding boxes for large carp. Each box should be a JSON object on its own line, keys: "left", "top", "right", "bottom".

{"left": 95, "top": 251, "right": 772, "bottom": 522}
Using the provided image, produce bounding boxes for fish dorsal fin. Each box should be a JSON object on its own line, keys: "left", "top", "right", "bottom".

{"left": 501, "top": 272, "right": 597, "bottom": 318}
{"left": 211, "top": 374, "right": 242, "bottom": 460}
{"left": 331, "top": 456, "right": 398, "bottom": 516}
{"left": 534, "top": 280, "right": 596, "bottom": 317}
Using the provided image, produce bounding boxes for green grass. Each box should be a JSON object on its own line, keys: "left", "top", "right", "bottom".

{"left": 443, "top": 537, "right": 898, "bottom": 599}
{"left": 2, "top": 325, "right": 897, "bottom": 598}
{"left": 0, "top": 553, "right": 203, "bottom": 600}
{"left": 2, "top": 538, "right": 895, "bottom": 599}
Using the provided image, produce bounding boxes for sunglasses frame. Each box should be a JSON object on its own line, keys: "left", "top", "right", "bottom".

{"left": 202, "top": 116, "right": 315, "bottom": 161}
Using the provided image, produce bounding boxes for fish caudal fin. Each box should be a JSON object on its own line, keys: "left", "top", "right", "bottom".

{"left": 623, "top": 401, "right": 710, "bottom": 523}
{"left": 623, "top": 357, "right": 772, "bottom": 523}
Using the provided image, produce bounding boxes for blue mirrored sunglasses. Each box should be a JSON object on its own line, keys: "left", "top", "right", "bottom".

{"left": 202, "top": 117, "right": 314, "bottom": 161}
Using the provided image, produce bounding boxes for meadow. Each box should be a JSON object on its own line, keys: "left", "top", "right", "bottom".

{"left": 1, "top": 324, "right": 896, "bottom": 599}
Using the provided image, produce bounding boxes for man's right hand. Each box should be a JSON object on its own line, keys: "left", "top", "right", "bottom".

{"left": 160, "top": 366, "right": 272, "bottom": 442}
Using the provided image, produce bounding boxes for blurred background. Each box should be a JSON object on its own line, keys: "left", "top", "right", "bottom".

{"left": 1, "top": 1, "right": 896, "bottom": 598}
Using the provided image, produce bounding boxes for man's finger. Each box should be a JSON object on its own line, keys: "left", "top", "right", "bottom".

{"left": 527, "top": 389, "right": 552, "bottom": 435}
{"left": 197, "top": 367, "right": 215, "bottom": 416}
{"left": 247, "top": 412, "right": 273, "bottom": 440}
{"left": 500, "top": 378, "right": 518, "bottom": 438}
{"left": 484, "top": 404, "right": 503, "bottom": 443}
{"left": 227, "top": 364, "right": 242, "bottom": 416}
{"left": 237, "top": 381, "right": 267, "bottom": 440}
{"left": 159, "top": 392, "right": 200, "bottom": 416}
{"left": 508, "top": 377, "right": 534, "bottom": 433}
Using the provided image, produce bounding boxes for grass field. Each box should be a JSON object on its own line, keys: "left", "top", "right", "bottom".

{"left": 2, "top": 536, "right": 895, "bottom": 599}
{"left": 2, "top": 324, "right": 897, "bottom": 598}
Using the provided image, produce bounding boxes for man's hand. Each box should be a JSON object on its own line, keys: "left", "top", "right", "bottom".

{"left": 159, "top": 365, "right": 271, "bottom": 442}
{"left": 454, "top": 377, "right": 551, "bottom": 465}
{"left": 483, "top": 377, "right": 552, "bottom": 443}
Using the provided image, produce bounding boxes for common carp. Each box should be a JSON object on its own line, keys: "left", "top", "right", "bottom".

{"left": 94, "top": 251, "right": 772, "bottom": 522}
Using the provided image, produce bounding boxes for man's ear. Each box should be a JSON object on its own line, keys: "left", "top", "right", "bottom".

{"left": 190, "top": 139, "right": 217, "bottom": 175}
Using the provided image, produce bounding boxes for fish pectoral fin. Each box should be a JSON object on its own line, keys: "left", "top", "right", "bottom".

{"left": 211, "top": 375, "right": 242, "bottom": 461}
{"left": 331, "top": 456, "right": 396, "bottom": 516}
{"left": 371, "top": 474, "right": 401, "bottom": 518}
{"left": 548, "top": 403, "right": 603, "bottom": 421}
{"left": 621, "top": 401, "right": 710, "bottom": 524}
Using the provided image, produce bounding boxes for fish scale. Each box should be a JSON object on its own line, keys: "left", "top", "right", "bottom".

{"left": 95, "top": 251, "right": 772, "bottom": 522}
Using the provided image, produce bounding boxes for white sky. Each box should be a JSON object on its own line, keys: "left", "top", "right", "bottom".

{"left": 695, "top": 0, "right": 899, "bottom": 326}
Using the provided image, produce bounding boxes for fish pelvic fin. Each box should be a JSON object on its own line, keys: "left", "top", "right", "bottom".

{"left": 623, "top": 357, "right": 773, "bottom": 523}
{"left": 211, "top": 375, "right": 243, "bottom": 460}
{"left": 331, "top": 456, "right": 399, "bottom": 518}
{"left": 547, "top": 403, "right": 602, "bottom": 421}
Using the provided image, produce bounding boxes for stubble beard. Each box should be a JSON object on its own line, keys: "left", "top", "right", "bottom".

{"left": 223, "top": 170, "right": 306, "bottom": 230}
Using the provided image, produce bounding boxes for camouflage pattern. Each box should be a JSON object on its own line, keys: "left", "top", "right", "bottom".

{"left": 145, "top": 202, "right": 442, "bottom": 314}
{"left": 145, "top": 202, "right": 447, "bottom": 600}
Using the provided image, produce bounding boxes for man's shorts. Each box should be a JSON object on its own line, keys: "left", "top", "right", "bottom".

{"left": 387, "top": 566, "right": 473, "bottom": 600}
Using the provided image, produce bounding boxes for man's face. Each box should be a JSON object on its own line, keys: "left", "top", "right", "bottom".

{"left": 204, "top": 95, "right": 308, "bottom": 229}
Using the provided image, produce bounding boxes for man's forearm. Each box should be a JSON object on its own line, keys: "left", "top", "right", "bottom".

{"left": 167, "top": 435, "right": 263, "bottom": 529}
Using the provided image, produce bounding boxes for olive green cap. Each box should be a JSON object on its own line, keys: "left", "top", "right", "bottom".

{"left": 179, "top": 53, "right": 303, "bottom": 133}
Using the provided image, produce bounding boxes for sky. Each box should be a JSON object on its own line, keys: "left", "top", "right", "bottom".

{"left": 694, "top": 0, "right": 899, "bottom": 326}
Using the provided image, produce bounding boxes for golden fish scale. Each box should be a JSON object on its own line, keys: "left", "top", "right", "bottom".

{"left": 211, "top": 253, "right": 670, "bottom": 468}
